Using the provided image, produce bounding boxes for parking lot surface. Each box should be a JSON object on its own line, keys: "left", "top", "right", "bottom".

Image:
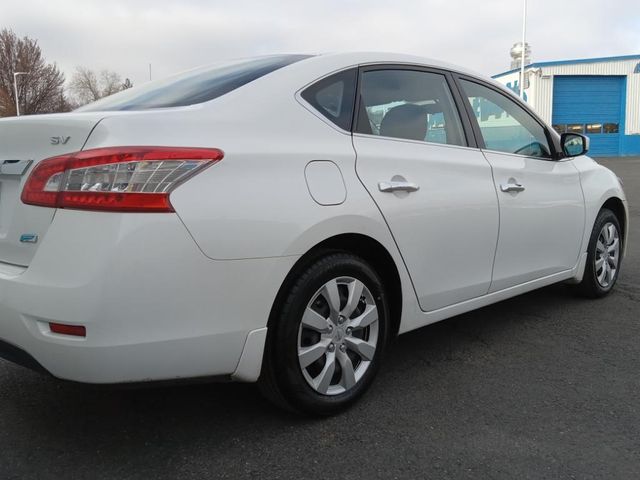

{"left": 1, "top": 157, "right": 639, "bottom": 479}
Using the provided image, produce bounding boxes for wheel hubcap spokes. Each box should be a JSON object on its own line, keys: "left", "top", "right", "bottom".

{"left": 595, "top": 222, "right": 620, "bottom": 288}
{"left": 297, "top": 277, "right": 379, "bottom": 396}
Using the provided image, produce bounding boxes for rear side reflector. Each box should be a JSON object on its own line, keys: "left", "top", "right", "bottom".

{"left": 22, "top": 146, "right": 223, "bottom": 212}
{"left": 49, "top": 323, "right": 86, "bottom": 337}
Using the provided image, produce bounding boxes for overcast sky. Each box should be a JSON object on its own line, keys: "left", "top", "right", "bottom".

{"left": 3, "top": 0, "right": 639, "bottom": 86}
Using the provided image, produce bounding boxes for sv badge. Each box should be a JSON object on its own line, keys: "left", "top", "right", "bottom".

{"left": 50, "top": 136, "right": 71, "bottom": 145}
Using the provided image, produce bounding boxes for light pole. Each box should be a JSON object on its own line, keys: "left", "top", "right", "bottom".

{"left": 13, "top": 71, "right": 29, "bottom": 116}
{"left": 519, "top": 0, "right": 527, "bottom": 99}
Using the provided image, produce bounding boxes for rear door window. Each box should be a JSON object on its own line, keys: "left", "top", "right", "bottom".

{"left": 354, "top": 69, "right": 466, "bottom": 147}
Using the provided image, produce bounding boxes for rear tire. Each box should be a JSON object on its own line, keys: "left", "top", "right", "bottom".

{"left": 259, "top": 252, "right": 389, "bottom": 416}
{"left": 576, "top": 208, "right": 622, "bottom": 298}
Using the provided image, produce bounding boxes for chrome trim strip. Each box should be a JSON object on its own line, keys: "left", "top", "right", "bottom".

{"left": 0, "top": 159, "right": 33, "bottom": 176}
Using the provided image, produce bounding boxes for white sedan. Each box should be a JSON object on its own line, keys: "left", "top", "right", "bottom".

{"left": 0, "top": 53, "right": 627, "bottom": 415}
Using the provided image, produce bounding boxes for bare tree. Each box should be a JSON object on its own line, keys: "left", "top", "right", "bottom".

{"left": 69, "top": 67, "right": 133, "bottom": 107}
{"left": 0, "top": 28, "right": 66, "bottom": 116}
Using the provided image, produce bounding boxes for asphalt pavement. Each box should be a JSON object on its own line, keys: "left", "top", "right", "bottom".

{"left": 1, "top": 157, "right": 639, "bottom": 479}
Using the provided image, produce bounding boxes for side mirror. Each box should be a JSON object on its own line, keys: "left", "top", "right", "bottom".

{"left": 561, "top": 132, "right": 589, "bottom": 157}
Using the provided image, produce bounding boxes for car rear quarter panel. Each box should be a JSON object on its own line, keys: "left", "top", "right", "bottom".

{"left": 82, "top": 70, "right": 403, "bottom": 262}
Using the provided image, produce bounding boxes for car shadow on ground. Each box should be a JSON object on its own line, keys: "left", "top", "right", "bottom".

{"left": 2, "top": 283, "right": 584, "bottom": 441}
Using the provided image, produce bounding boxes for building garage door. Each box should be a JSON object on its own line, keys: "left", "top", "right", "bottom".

{"left": 552, "top": 76, "right": 625, "bottom": 156}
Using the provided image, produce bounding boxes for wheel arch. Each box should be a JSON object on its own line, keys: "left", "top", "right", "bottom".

{"left": 267, "top": 233, "right": 404, "bottom": 338}
{"left": 601, "top": 196, "right": 627, "bottom": 244}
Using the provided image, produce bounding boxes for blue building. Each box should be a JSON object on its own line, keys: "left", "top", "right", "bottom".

{"left": 493, "top": 54, "right": 640, "bottom": 156}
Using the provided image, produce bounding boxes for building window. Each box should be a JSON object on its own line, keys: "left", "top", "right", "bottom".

{"left": 555, "top": 124, "right": 619, "bottom": 135}
{"left": 603, "top": 123, "right": 619, "bottom": 134}
{"left": 586, "top": 123, "right": 603, "bottom": 134}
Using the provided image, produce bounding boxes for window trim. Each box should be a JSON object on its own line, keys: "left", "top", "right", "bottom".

{"left": 353, "top": 64, "right": 477, "bottom": 148}
{"left": 451, "top": 73, "right": 561, "bottom": 161}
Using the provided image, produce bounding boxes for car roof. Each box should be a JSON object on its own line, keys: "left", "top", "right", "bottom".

{"left": 303, "top": 52, "right": 491, "bottom": 82}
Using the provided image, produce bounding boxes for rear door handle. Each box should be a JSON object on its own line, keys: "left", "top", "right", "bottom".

{"left": 378, "top": 181, "right": 420, "bottom": 193}
{"left": 500, "top": 182, "right": 525, "bottom": 193}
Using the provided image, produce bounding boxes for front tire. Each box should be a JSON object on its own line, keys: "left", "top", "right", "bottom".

{"left": 259, "top": 252, "right": 390, "bottom": 416}
{"left": 577, "top": 208, "right": 623, "bottom": 298}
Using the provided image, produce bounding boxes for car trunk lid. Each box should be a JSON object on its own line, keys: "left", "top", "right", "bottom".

{"left": 0, "top": 112, "right": 105, "bottom": 267}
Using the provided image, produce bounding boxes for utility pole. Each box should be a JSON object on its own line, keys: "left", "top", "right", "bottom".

{"left": 519, "top": 0, "right": 527, "bottom": 99}
{"left": 13, "top": 71, "right": 29, "bottom": 116}
{"left": 149, "top": 63, "right": 152, "bottom": 81}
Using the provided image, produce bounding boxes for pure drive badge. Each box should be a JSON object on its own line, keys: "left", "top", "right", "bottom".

{"left": 19, "top": 234, "right": 39, "bottom": 244}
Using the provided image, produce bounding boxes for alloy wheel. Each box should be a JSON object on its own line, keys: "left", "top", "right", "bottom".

{"left": 595, "top": 222, "right": 620, "bottom": 288}
{"left": 297, "top": 276, "right": 379, "bottom": 396}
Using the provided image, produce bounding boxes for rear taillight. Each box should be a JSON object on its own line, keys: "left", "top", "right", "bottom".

{"left": 21, "top": 146, "right": 223, "bottom": 212}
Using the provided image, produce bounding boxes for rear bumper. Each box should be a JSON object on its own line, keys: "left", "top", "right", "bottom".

{"left": 0, "top": 337, "right": 48, "bottom": 374}
{"left": 0, "top": 210, "right": 297, "bottom": 384}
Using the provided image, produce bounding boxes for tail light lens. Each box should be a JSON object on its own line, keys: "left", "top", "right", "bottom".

{"left": 21, "top": 146, "right": 223, "bottom": 212}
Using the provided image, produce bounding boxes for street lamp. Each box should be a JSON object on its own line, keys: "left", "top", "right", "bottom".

{"left": 13, "top": 71, "right": 29, "bottom": 116}
{"left": 519, "top": 0, "right": 527, "bottom": 99}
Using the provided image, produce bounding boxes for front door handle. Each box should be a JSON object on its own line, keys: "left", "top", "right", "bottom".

{"left": 378, "top": 180, "right": 420, "bottom": 193}
{"left": 500, "top": 182, "right": 525, "bottom": 193}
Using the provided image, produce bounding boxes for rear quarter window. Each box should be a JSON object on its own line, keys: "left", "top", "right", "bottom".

{"left": 301, "top": 69, "right": 357, "bottom": 131}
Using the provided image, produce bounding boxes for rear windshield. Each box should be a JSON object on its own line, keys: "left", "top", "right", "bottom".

{"left": 77, "top": 54, "right": 312, "bottom": 112}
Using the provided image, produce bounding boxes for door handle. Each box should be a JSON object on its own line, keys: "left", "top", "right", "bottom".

{"left": 378, "top": 180, "right": 420, "bottom": 193}
{"left": 500, "top": 182, "right": 525, "bottom": 193}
